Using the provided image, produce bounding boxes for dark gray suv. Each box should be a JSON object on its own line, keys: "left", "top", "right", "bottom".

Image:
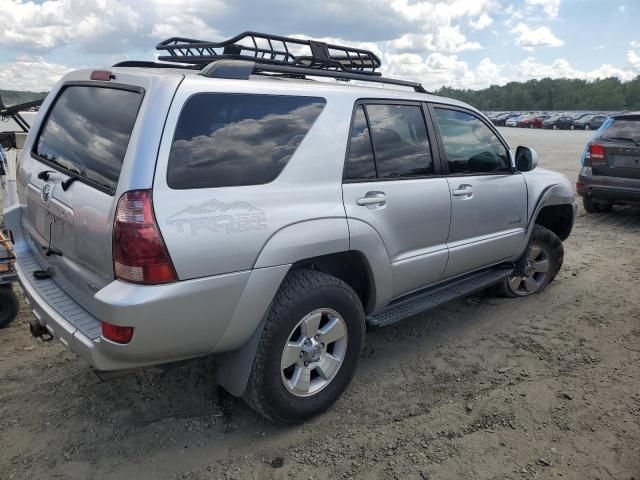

{"left": 578, "top": 112, "right": 640, "bottom": 212}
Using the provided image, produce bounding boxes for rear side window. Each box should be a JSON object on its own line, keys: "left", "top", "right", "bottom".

{"left": 344, "top": 106, "right": 376, "bottom": 180}
{"left": 344, "top": 103, "right": 433, "bottom": 181}
{"left": 35, "top": 86, "right": 142, "bottom": 193}
{"left": 434, "top": 108, "right": 510, "bottom": 174}
{"left": 168, "top": 94, "right": 326, "bottom": 189}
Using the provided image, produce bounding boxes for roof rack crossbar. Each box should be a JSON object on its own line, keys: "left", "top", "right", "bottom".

{"left": 156, "top": 31, "right": 382, "bottom": 74}
{"left": 0, "top": 97, "right": 43, "bottom": 133}
{"left": 197, "top": 60, "right": 428, "bottom": 94}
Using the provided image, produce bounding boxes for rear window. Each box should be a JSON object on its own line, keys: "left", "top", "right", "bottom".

{"left": 34, "top": 86, "right": 142, "bottom": 194}
{"left": 598, "top": 118, "right": 640, "bottom": 143}
{"left": 167, "top": 93, "right": 326, "bottom": 189}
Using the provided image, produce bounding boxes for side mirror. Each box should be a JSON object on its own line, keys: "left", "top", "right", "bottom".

{"left": 515, "top": 146, "right": 538, "bottom": 172}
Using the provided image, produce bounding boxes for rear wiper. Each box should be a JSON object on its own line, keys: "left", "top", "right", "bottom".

{"left": 603, "top": 136, "right": 640, "bottom": 146}
{"left": 61, "top": 168, "right": 82, "bottom": 191}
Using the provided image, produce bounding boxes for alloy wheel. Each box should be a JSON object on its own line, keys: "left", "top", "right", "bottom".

{"left": 507, "top": 244, "right": 551, "bottom": 296}
{"left": 280, "top": 308, "right": 348, "bottom": 397}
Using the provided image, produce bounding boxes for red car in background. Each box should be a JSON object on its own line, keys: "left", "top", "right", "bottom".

{"left": 517, "top": 115, "right": 549, "bottom": 128}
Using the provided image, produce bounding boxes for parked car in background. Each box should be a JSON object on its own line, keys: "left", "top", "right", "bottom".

{"left": 578, "top": 112, "right": 640, "bottom": 212}
{"left": 518, "top": 115, "right": 548, "bottom": 129}
{"left": 542, "top": 115, "right": 574, "bottom": 130}
{"left": 505, "top": 114, "right": 525, "bottom": 127}
{"left": 573, "top": 114, "right": 607, "bottom": 131}
{"left": 490, "top": 112, "right": 512, "bottom": 126}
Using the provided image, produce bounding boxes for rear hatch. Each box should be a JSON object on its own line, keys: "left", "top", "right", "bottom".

{"left": 17, "top": 69, "right": 183, "bottom": 315}
{"left": 591, "top": 116, "right": 640, "bottom": 180}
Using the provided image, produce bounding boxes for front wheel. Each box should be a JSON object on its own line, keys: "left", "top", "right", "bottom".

{"left": 492, "top": 225, "right": 563, "bottom": 298}
{"left": 243, "top": 269, "right": 365, "bottom": 423}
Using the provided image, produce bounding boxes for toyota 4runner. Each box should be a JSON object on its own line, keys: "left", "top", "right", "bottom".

{"left": 4, "top": 32, "right": 576, "bottom": 423}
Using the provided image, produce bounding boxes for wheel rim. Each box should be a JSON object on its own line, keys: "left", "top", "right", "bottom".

{"left": 280, "top": 308, "right": 348, "bottom": 397}
{"left": 585, "top": 124, "right": 590, "bottom": 130}
{"left": 507, "top": 244, "right": 551, "bottom": 296}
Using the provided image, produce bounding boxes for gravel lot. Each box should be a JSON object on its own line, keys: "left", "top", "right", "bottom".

{"left": 1, "top": 128, "right": 639, "bottom": 480}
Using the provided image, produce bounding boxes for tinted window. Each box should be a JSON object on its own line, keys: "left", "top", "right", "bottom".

{"left": 434, "top": 108, "right": 510, "bottom": 174}
{"left": 168, "top": 94, "right": 325, "bottom": 189}
{"left": 598, "top": 118, "right": 640, "bottom": 142}
{"left": 366, "top": 104, "right": 433, "bottom": 178}
{"left": 344, "top": 106, "right": 376, "bottom": 180}
{"left": 35, "top": 86, "right": 142, "bottom": 193}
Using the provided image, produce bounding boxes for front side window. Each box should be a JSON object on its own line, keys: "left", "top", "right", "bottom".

{"left": 434, "top": 108, "right": 510, "bottom": 174}
{"left": 168, "top": 94, "right": 326, "bottom": 189}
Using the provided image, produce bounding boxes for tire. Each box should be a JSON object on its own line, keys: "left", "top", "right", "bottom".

{"left": 529, "top": 124, "right": 534, "bottom": 129}
{"left": 0, "top": 285, "right": 19, "bottom": 329}
{"left": 570, "top": 124, "right": 575, "bottom": 130}
{"left": 585, "top": 124, "right": 591, "bottom": 131}
{"left": 491, "top": 225, "right": 563, "bottom": 298}
{"left": 583, "top": 196, "right": 600, "bottom": 214}
{"left": 243, "top": 269, "right": 365, "bottom": 423}
{"left": 552, "top": 124, "right": 558, "bottom": 130}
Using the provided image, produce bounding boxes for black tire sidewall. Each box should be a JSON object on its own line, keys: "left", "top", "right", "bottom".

{"left": 0, "top": 286, "right": 19, "bottom": 329}
{"left": 254, "top": 273, "right": 365, "bottom": 422}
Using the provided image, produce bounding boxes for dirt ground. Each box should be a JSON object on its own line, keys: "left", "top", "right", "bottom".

{"left": 1, "top": 128, "right": 639, "bottom": 480}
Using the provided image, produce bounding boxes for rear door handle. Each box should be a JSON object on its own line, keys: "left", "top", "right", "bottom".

{"left": 356, "top": 192, "right": 386, "bottom": 208}
{"left": 452, "top": 184, "right": 473, "bottom": 197}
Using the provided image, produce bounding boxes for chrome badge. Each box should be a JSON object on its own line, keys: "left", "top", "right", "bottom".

{"left": 41, "top": 183, "right": 54, "bottom": 202}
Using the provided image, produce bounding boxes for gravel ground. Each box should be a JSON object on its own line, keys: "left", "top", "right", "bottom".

{"left": 1, "top": 128, "right": 639, "bottom": 480}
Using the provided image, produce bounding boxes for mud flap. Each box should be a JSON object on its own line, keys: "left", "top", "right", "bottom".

{"left": 215, "top": 315, "right": 267, "bottom": 397}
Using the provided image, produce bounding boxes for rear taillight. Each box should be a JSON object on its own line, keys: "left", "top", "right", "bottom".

{"left": 101, "top": 321, "right": 134, "bottom": 344}
{"left": 588, "top": 144, "right": 606, "bottom": 163}
{"left": 113, "top": 190, "right": 177, "bottom": 285}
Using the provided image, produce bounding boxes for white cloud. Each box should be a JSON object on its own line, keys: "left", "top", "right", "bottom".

{"left": 390, "top": 26, "right": 482, "bottom": 53}
{"left": 619, "top": 5, "right": 626, "bottom": 12}
{"left": 469, "top": 13, "right": 493, "bottom": 30}
{"left": 525, "top": 0, "right": 561, "bottom": 18}
{"left": 631, "top": 41, "right": 640, "bottom": 48}
{"left": 0, "top": 56, "right": 74, "bottom": 91}
{"left": 511, "top": 23, "right": 564, "bottom": 48}
{"left": 628, "top": 50, "right": 640, "bottom": 71}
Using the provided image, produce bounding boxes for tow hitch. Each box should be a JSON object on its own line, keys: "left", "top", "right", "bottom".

{"left": 29, "top": 319, "right": 53, "bottom": 341}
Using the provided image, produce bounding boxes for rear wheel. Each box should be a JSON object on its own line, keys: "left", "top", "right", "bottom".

{"left": 491, "top": 225, "right": 563, "bottom": 298}
{"left": 243, "top": 269, "right": 365, "bottom": 423}
{"left": 0, "top": 285, "right": 19, "bottom": 329}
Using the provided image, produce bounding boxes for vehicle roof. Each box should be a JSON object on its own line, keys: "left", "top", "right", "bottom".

{"left": 107, "top": 66, "right": 478, "bottom": 112}
{"left": 611, "top": 112, "right": 640, "bottom": 119}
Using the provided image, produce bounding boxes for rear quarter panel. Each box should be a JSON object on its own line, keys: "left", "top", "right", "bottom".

{"left": 152, "top": 77, "right": 354, "bottom": 280}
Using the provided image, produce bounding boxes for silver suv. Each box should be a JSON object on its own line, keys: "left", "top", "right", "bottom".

{"left": 4, "top": 33, "right": 576, "bottom": 423}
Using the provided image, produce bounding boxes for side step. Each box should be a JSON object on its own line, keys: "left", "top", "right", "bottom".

{"left": 367, "top": 267, "right": 513, "bottom": 328}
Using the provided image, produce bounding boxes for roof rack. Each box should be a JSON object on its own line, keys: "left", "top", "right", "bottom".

{"left": 115, "top": 32, "right": 429, "bottom": 93}
{"left": 156, "top": 31, "right": 382, "bottom": 74}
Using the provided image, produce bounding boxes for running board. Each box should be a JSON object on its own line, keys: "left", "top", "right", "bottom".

{"left": 367, "top": 267, "right": 513, "bottom": 328}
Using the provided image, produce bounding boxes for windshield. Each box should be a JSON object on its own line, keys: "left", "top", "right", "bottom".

{"left": 34, "top": 85, "right": 142, "bottom": 193}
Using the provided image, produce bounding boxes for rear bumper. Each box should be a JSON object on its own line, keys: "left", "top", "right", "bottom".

{"left": 578, "top": 172, "right": 640, "bottom": 206}
{"left": 5, "top": 205, "right": 289, "bottom": 371}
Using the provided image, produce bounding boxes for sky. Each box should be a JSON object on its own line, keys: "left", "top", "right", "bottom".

{"left": 0, "top": 0, "right": 639, "bottom": 92}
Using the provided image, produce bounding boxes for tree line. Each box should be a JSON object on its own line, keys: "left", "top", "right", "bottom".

{"left": 435, "top": 76, "right": 640, "bottom": 111}
{"left": 0, "top": 89, "right": 46, "bottom": 108}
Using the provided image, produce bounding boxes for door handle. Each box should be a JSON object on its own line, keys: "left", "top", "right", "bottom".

{"left": 356, "top": 192, "right": 386, "bottom": 207}
{"left": 452, "top": 184, "right": 473, "bottom": 197}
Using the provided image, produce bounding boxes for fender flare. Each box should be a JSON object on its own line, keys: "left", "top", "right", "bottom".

{"left": 517, "top": 183, "right": 576, "bottom": 258}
